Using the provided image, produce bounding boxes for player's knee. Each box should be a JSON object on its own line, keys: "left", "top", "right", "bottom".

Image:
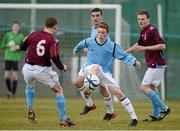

{"left": 74, "top": 80, "right": 83, "bottom": 88}
{"left": 52, "top": 84, "right": 63, "bottom": 94}
{"left": 99, "top": 85, "right": 110, "bottom": 97}
{"left": 112, "top": 89, "right": 125, "bottom": 100}
{"left": 140, "top": 84, "right": 147, "bottom": 93}
{"left": 12, "top": 74, "right": 18, "bottom": 80}
{"left": 90, "top": 64, "right": 101, "bottom": 75}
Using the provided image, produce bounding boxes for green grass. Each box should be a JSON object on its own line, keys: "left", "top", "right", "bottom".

{"left": 0, "top": 97, "right": 179, "bottom": 130}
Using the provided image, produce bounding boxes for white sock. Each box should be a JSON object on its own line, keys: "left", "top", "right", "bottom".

{"left": 120, "top": 97, "right": 137, "bottom": 120}
{"left": 78, "top": 86, "right": 94, "bottom": 107}
{"left": 104, "top": 95, "right": 114, "bottom": 114}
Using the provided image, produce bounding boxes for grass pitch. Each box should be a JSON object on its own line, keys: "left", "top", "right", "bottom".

{"left": 0, "top": 97, "right": 179, "bottom": 130}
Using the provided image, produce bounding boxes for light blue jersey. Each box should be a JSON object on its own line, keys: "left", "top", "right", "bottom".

{"left": 90, "top": 26, "right": 97, "bottom": 38}
{"left": 73, "top": 37, "right": 136, "bottom": 73}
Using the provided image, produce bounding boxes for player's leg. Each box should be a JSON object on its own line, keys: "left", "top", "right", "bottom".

{"left": 102, "top": 71, "right": 137, "bottom": 126}
{"left": 149, "top": 85, "right": 159, "bottom": 119}
{"left": 4, "top": 60, "right": 12, "bottom": 98}
{"left": 75, "top": 66, "right": 96, "bottom": 115}
{"left": 150, "top": 68, "right": 171, "bottom": 120}
{"left": 11, "top": 61, "right": 19, "bottom": 98}
{"left": 140, "top": 68, "right": 159, "bottom": 121}
{"left": 75, "top": 75, "right": 94, "bottom": 107}
{"left": 22, "top": 64, "right": 37, "bottom": 123}
{"left": 100, "top": 87, "right": 117, "bottom": 121}
{"left": 38, "top": 67, "right": 75, "bottom": 126}
{"left": 141, "top": 68, "right": 170, "bottom": 121}
{"left": 25, "top": 84, "right": 37, "bottom": 123}
{"left": 89, "top": 64, "right": 116, "bottom": 120}
{"left": 140, "top": 84, "right": 170, "bottom": 121}
{"left": 51, "top": 83, "right": 75, "bottom": 126}
{"left": 108, "top": 86, "right": 138, "bottom": 126}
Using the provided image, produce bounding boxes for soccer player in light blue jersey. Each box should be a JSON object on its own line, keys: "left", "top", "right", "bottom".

{"left": 73, "top": 21, "right": 141, "bottom": 127}
{"left": 74, "top": 8, "right": 117, "bottom": 121}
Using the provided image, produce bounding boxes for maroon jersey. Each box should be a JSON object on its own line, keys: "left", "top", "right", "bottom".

{"left": 20, "top": 30, "right": 64, "bottom": 70}
{"left": 138, "top": 24, "right": 166, "bottom": 68}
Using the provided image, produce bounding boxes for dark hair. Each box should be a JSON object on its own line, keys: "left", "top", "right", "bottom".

{"left": 91, "top": 8, "right": 103, "bottom": 16}
{"left": 45, "top": 17, "right": 58, "bottom": 28}
{"left": 137, "top": 10, "right": 150, "bottom": 18}
{"left": 12, "top": 20, "right": 20, "bottom": 25}
{"left": 98, "top": 21, "right": 109, "bottom": 33}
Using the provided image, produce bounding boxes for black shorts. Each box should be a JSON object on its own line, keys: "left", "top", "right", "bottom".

{"left": 5, "top": 60, "right": 19, "bottom": 71}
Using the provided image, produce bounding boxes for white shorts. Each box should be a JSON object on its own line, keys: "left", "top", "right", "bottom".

{"left": 22, "top": 63, "right": 59, "bottom": 88}
{"left": 79, "top": 64, "right": 119, "bottom": 88}
{"left": 142, "top": 67, "right": 165, "bottom": 87}
{"left": 78, "top": 63, "right": 87, "bottom": 76}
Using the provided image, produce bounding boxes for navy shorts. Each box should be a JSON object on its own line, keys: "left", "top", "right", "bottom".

{"left": 5, "top": 60, "right": 19, "bottom": 71}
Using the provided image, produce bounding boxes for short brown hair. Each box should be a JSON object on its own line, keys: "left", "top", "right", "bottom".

{"left": 137, "top": 10, "right": 150, "bottom": 18}
{"left": 91, "top": 8, "right": 103, "bottom": 16}
{"left": 98, "top": 21, "right": 109, "bottom": 33}
{"left": 12, "top": 20, "right": 20, "bottom": 25}
{"left": 45, "top": 17, "right": 57, "bottom": 28}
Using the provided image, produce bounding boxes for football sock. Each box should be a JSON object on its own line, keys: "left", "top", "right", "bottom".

{"left": 12, "top": 80, "right": 17, "bottom": 95}
{"left": 153, "top": 92, "right": 160, "bottom": 117}
{"left": 155, "top": 92, "right": 168, "bottom": 111}
{"left": 78, "top": 86, "right": 94, "bottom": 107}
{"left": 25, "top": 85, "right": 35, "bottom": 109}
{"left": 78, "top": 86, "right": 86, "bottom": 99}
{"left": 56, "top": 95, "right": 67, "bottom": 120}
{"left": 104, "top": 95, "right": 114, "bottom": 114}
{"left": 5, "top": 79, "right": 11, "bottom": 92}
{"left": 147, "top": 91, "right": 167, "bottom": 112}
{"left": 146, "top": 91, "right": 159, "bottom": 117}
{"left": 120, "top": 97, "right": 137, "bottom": 120}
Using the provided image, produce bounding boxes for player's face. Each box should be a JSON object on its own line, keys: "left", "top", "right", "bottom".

{"left": 91, "top": 11, "right": 102, "bottom": 27}
{"left": 52, "top": 25, "right": 58, "bottom": 34}
{"left": 137, "top": 14, "right": 150, "bottom": 29}
{"left": 97, "top": 27, "right": 107, "bottom": 40}
{"left": 12, "top": 23, "right": 20, "bottom": 34}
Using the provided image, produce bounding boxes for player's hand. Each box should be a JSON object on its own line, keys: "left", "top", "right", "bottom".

{"left": 10, "top": 45, "right": 19, "bottom": 51}
{"left": 73, "top": 51, "right": 78, "bottom": 57}
{"left": 8, "top": 41, "right": 15, "bottom": 48}
{"left": 63, "top": 64, "right": 67, "bottom": 71}
{"left": 134, "top": 45, "right": 145, "bottom": 52}
{"left": 134, "top": 60, "right": 141, "bottom": 69}
{"left": 83, "top": 48, "right": 88, "bottom": 54}
{"left": 84, "top": 87, "right": 91, "bottom": 99}
{"left": 126, "top": 43, "right": 138, "bottom": 53}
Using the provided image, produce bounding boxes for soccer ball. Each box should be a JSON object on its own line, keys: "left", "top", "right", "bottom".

{"left": 84, "top": 74, "right": 100, "bottom": 90}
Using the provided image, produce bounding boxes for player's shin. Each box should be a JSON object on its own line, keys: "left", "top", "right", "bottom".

{"left": 104, "top": 95, "right": 114, "bottom": 114}
{"left": 120, "top": 97, "right": 137, "bottom": 120}
{"left": 150, "top": 92, "right": 159, "bottom": 117}
{"left": 25, "top": 85, "right": 35, "bottom": 109}
{"left": 147, "top": 91, "right": 167, "bottom": 112}
{"left": 56, "top": 95, "right": 67, "bottom": 120}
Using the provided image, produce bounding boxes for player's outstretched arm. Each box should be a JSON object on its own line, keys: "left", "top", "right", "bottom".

{"left": 135, "top": 44, "right": 165, "bottom": 52}
{"left": 73, "top": 38, "right": 90, "bottom": 56}
{"left": 126, "top": 43, "right": 138, "bottom": 53}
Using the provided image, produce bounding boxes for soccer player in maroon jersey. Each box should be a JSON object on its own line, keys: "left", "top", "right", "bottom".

{"left": 20, "top": 17, "right": 75, "bottom": 127}
{"left": 126, "top": 10, "right": 170, "bottom": 122}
